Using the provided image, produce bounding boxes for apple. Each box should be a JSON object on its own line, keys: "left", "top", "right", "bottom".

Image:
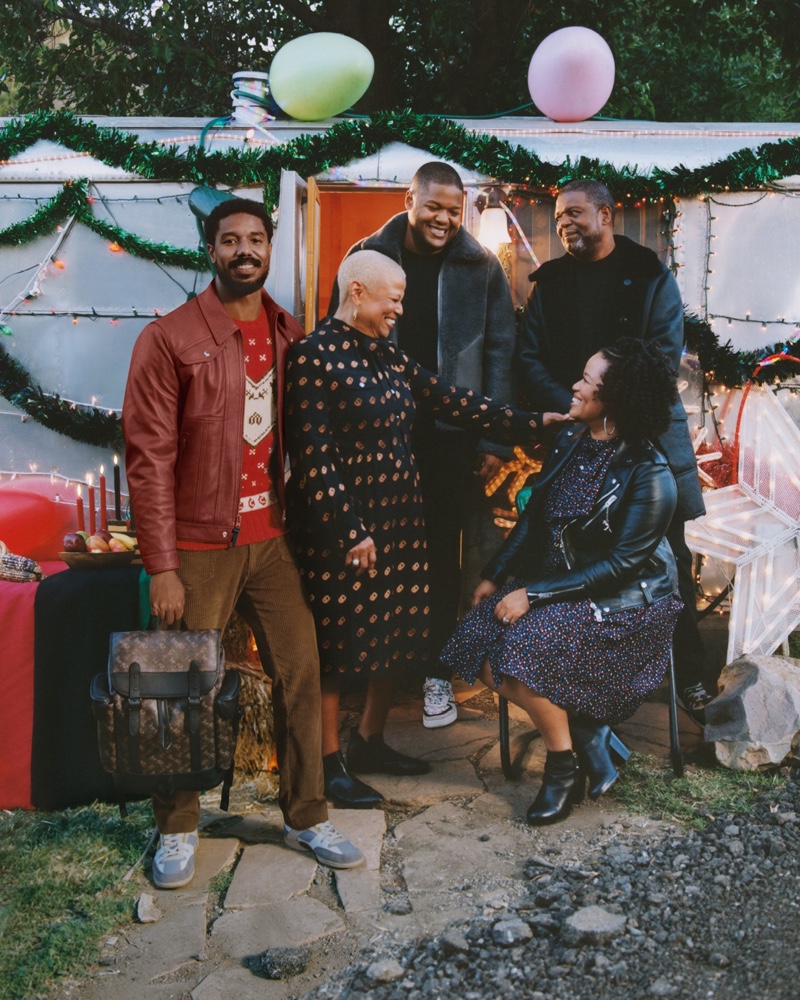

{"left": 94, "top": 528, "right": 113, "bottom": 543}
{"left": 108, "top": 538, "right": 127, "bottom": 552}
{"left": 86, "top": 535, "right": 111, "bottom": 552}
{"left": 63, "top": 532, "right": 87, "bottom": 552}
{"left": 76, "top": 531, "right": 90, "bottom": 543}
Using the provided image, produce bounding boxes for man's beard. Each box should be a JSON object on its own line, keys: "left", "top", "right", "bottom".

{"left": 215, "top": 257, "right": 269, "bottom": 296}
{"left": 562, "top": 231, "right": 592, "bottom": 258}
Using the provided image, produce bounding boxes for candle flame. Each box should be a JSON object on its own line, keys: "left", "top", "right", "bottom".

{"left": 86, "top": 473, "right": 93, "bottom": 486}
{"left": 113, "top": 454, "right": 119, "bottom": 465}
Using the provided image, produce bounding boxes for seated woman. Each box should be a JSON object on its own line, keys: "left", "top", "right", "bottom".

{"left": 285, "top": 250, "right": 567, "bottom": 809}
{"left": 439, "top": 338, "right": 683, "bottom": 825}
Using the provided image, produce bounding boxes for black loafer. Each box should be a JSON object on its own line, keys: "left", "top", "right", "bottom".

{"left": 347, "top": 730, "right": 431, "bottom": 776}
{"left": 323, "top": 750, "right": 384, "bottom": 808}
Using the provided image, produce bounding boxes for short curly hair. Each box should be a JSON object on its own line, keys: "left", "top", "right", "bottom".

{"left": 204, "top": 197, "right": 273, "bottom": 245}
{"left": 595, "top": 338, "right": 678, "bottom": 443}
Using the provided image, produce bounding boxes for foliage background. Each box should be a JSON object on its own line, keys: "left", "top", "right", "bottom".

{"left": 1, "top": 1, "right": 799, "bottom": 121}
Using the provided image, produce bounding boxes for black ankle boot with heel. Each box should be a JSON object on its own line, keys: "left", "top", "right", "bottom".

{"left": 322, "top": 750, "right": 384, "bottom": 808}
{"left": 526, "top": 749, "right": 583, "bottom": 826}
{"left": 568, "top": 715, "right": 631, "bottom": 800}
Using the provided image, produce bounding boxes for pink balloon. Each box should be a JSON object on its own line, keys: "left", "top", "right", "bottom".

{"left": 528, "top": 27, "right": 615, "bottom": 123}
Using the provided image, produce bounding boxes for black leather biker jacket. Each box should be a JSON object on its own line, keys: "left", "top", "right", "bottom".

{"left": 481, "top": 425, "right": 679, "bottom": 617}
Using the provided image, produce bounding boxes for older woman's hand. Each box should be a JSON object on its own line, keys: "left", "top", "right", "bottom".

{"left": 472, "top": 579, "right": 498, "bottom": 606}
{"left": 346, "top": 536, "right": 377, "bottom": 575}
{"left": 542, "top": 411, "right": 573, "bottom": 426}
{"left": 494, "top": 587, "right": 530, "bottom": 626}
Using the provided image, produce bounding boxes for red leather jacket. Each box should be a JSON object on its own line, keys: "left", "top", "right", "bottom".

{"left": 122, "top": 283, "right": 304, "bottom": 576}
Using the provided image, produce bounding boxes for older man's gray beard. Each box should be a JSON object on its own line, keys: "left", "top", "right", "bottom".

{"left": 562, "top": 232, "right": 592, "bottom": 259}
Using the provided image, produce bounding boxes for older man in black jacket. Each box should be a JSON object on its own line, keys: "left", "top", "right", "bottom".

{"left": 515, "top": 179, "right": 714, "bottom": 723}
{"left": 330, "top": 161, "right": 516, "bottom": 732}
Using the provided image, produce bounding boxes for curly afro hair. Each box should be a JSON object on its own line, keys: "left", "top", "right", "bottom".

{"left": 595, "top": 338, "right": 678, "bottom": 443}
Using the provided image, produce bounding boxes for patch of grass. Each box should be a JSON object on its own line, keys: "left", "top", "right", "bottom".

{"left": 788, "top": 629, "right": 800, "bottom": 658}
{"left": 0, "top": 802, "right": 153, "bottom": 1000}
{"left": 611, "top": 753, "right": 787, "bottom": 828}
{"left": 208, "top": 864, "right": 236, "bottom": 898}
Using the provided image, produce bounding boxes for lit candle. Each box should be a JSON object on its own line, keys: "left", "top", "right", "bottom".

{"left": 76, "top": 484, "right": 85, "bottom": 532}
{"left": 113, "top": 454, "right": 122, "bottom": 519}
{"left": 99, "top": 464, "right": 107, "bottom": 530}
{"left": 87, "top": 473, "right": 96, "bottom": 536}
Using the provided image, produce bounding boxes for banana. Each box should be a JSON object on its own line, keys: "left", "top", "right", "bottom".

{"left": 110, "top": 532, "right": 137, "bottom": 550}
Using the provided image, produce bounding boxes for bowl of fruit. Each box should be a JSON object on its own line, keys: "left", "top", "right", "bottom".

{"left": 60, "top": 529, "right": 140, "bottom": 570}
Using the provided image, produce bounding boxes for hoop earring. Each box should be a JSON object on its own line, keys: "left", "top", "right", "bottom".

{"left": 351, "top": 307, "right": 358, "bottom": 324}
{"left": 603, "top": 415, "right": 616, "bottom": 437}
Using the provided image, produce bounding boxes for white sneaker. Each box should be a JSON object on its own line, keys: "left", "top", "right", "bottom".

{"left": 152, "top": 830, "right": 198, "bottom": 889}
{"left": 283, "top": 821, "right": 364, "bottom": 869}
{"left": 423, "top": 678, "right": 457, "bottom": 728}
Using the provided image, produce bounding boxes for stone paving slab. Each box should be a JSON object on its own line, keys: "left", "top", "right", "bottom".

{"left": 393, "top": 798, "right": 533, "bottom": 933}
{"left": 325, "top": 808, "right": 385, "bottom": 869}
{"left": 134, "top": 896, "right": 209, "bottom": 968}
{"left": 619, "top": 700, "right": 704, "bottom": 756}
{"left": 334, "top": 868, "right": 382, "bottom": 914}
{"left": 225, "top": 843, "right": 317, "bottom": 908}
{"left": 176, "top": 837, "right": 240, "bottom": 898}
{"left": 208, "top": 806, "right": 283, "bottom": 843}
{"left": 479, "top": 723, "right": 546, "bottom": 774}
{"left": 359, "top": 757, "right": 485, "bottom": 807}
{"left": 191, "top": 962, "right": 286, "bottom": 1000}
{"left": 327, "top": 810, "right": 386, "bottom": 914}
{"left": 212, "top": 897, "right": 345, "bottom": 957}
{"left": 382, "top": 716, "right": 497, "bottom": 761}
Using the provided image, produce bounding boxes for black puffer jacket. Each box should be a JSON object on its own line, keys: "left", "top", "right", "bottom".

{"left": 481, "top": 425, "right": 679, "bottom": 616}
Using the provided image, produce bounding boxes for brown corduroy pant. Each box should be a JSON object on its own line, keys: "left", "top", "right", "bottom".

{"left": 152, "top": 534, "right": 327, "bottom": 834}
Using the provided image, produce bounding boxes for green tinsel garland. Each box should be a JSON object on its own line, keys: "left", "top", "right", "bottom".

{"left": 2, "top": 110, "right": 800, "bottom": 209}
{"left": 0, "top": 178, "right": 206, "bottom": 270}
{"left": 0, "top": 341, "right": 121, "bottom": 447}
{"left": 683, "top": 313, "right": 800, "bottom": 385}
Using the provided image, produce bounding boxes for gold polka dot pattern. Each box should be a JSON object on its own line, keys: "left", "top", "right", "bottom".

{"left": 285, "top": 317, "right": 542, "bottom": 678}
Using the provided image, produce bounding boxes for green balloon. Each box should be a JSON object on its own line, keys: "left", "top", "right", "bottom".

{"left": 269, "top": 32, "right": 375, "bottom": 121}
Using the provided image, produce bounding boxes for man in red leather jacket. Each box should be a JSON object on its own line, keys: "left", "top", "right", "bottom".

{"left": 123, "top": 198, "right": 363, "bottom": 887}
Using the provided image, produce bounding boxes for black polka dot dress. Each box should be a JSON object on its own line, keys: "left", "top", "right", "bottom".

{"left": 439, "top": 435, "right": 682, "bottom": 723}
{"left": 285, "top": 317, "right": 541, "bottom": 679}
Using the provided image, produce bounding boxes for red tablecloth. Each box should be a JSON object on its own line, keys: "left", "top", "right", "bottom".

{"left": 0, "top": 561, "right": 66, "bottom": 809}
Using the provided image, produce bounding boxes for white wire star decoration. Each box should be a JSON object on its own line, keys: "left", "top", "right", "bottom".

{"left": 685, "top": 385, "right": 800, "bottom": 664}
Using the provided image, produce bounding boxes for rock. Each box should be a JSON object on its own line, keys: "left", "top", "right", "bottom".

{"left": 649, "top": 978, "right": 677, "bottom": 997}
{"left": 705, "top": 655, "right": 800, "bottom": 770}
{"left": 249, "top": 945, "right": 311, "bottom": 979}
{"left": 366, "top": 958, "right": 405, "bottom": 983}
{"left": 492, "top": 918, "right": 533, "bottom": 946}
{"left": 708, "top": 951, "right": 731, "bottom": 968}
{"left": 563, "top": 905, "right": 626, "bottom": 945}
{"left": 136, "top": 893, "right": 161, "bottom": 923}
{"left": 384, "top": 896, "right": 413, "bottom": 915}
{"left": 535, "top": 882, "right": 568, "bottom": 908}
{"left": 440, "top": 927, "right": 470, "bottom": 954}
